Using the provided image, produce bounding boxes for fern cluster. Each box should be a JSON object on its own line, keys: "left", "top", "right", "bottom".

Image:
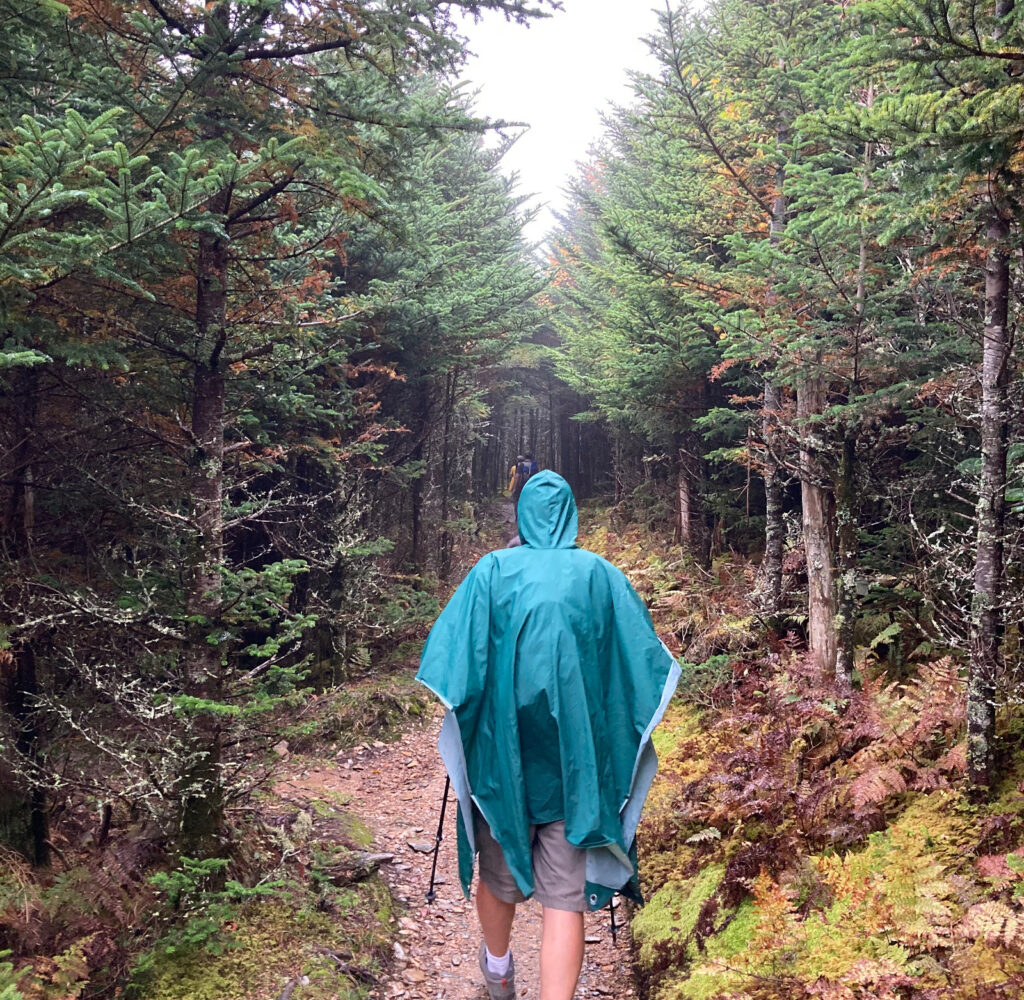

{"left": 637, "top": 647, "right": 1024, "bottom": 999}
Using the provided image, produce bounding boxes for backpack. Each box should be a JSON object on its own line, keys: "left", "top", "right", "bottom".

{"left": 519, "top": 460, "right": 538, "bottom": 482}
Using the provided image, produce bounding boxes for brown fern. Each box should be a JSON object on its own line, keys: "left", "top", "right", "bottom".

{"left": 849, "top": 764, "right": 907, "bottom": 810}
{"left": 959, "top": 900, "right": 1024, "bottom": 953}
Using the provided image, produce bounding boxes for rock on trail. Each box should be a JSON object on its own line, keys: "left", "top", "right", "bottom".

{"left": 296, "top": 710, "right": 635, "bottom": 999}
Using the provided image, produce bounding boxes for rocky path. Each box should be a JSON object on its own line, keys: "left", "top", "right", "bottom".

{"left": 289, "top": 710, "right": 636, "bottom": 1000}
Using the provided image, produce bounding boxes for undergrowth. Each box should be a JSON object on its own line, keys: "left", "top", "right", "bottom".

{"left": 0, "top": 495, "right": 494, "bottom": 998}
{"left": 10, "top": 503, "right": 1021, "bottom": 1000}
{"left": 281, "top": 673, "right": 432, "bottom": 754}
{"left": 129, "top": 880, "right": 394, "bottom": 1000}
{"left": 578, "top": 510, "right": 1024, "bottom": 1000}
{"left": 0, "top": 673, "right": 428, "bottom": 998}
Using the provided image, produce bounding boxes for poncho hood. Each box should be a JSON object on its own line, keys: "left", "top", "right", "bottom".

{"left": 417, "top": 487, "right": 681, "bottom": 911}
{"left": 517, "top": 471, "right": 578, "bottom": 549}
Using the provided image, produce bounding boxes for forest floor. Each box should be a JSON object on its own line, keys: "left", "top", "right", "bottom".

{"left": 279, "top": 708, "right": 635, "bottom": 1000}
{"left": 10, "top": 499, "right": 1021, "bottom": 1000}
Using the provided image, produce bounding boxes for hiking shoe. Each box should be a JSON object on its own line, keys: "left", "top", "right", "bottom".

{"left": 478, "top": 942, "right": 516, "bottom": 1000}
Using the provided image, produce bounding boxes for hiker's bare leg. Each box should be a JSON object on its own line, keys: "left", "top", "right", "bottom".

{"left": 539, "top": 906, "right": 584, "bottom": 1000}
{"left": 476, "top": 878, "right": 516, "bottom": 956}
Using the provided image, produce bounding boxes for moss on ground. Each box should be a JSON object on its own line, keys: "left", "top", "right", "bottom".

{"left": 115, "top": 673, "right": 422, "bottom": 1000}
{"left": 133, "top": 880, "right": 393, "bottom": 1000}
{"left": 638, "top": 698, "right": 734, "bottom": 892}
{"left": 663, "top": 900, "right": 758, "bottom": 1000}
{"left": 632, "top": 865, "right": 725, "bottom": 969}
{"left": 282, "top": 672, "right": 432, "bottom": 754}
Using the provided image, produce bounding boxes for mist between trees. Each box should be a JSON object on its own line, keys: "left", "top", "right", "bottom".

{"left": 0, "top": 0, "right": 1022, "bottom": 982}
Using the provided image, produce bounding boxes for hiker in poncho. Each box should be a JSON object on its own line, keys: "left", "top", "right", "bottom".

{"left": 416, "top": 471, "right": 680, "bottom": 1000}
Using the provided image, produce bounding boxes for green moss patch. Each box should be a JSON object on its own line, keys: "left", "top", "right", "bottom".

{"left": 282, "top": 673, "right": 432, "bottom": 754}
{"left": 633, "top": 865, "right": 725, "bottom": 970}
{"left": 131, "top": 881, "right": 393, "bottom": 1000}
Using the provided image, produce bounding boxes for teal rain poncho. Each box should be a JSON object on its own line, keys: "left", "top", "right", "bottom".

{"left": 416, "top": 471, "right": 680, "bottom": 910}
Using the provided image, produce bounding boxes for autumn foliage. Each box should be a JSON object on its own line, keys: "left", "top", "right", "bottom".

{"left": 578, "top": 518, "right": 1024, "bottom": 1000}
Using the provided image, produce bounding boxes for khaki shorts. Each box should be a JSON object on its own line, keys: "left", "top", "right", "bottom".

{"left": 474, "top": 808, "right": 586, "bottom": 912}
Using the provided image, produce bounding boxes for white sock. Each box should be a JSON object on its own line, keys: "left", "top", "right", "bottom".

{"left": 485, "top": 947, "right": 511, "bottom": 977}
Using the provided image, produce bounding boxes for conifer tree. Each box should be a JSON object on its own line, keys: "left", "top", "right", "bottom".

{"left": 553, "top": 0, "right": 851, "bottom": 667}
{"left": 861, "top": 0, "right": 1024, "bottom": 790}
{"left": 1, "top": 0, "right": 555, "bottom": 862}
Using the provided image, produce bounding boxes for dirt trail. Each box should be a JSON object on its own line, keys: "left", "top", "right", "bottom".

{"left": 288, "top": 711, "right": 636, "bottom": 999}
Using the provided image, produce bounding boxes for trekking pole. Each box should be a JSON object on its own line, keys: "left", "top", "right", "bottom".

{"left": 609, "top": 897, "right": 618, "bottom": 945}
{"left": 425, "top": 775, "right": 451, "bottom": 903}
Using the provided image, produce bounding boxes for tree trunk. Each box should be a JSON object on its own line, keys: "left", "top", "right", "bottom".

{"left": 966, "top": 0, "right": 1014, "bottom": 794}
{"left": 178, "top": 164, "right": 230, "bottom": 861}
{"left": 560, "top": 408, "right": 573, "bottom": 491}
{"left": 547, "top": 375, "right": 556, "bottom": 471}
{"left": 490, "top": 393, "right": 504, "bottom": 496}
{"left": 409, "top": 382, "right": 432, "bottom": 567}
{"left": 834, "top": 430, "right": 857, "bottom": 689}
{"left": 438, "top": 372, "right": 456, "bottom": 579}
{"left": 798, "top": 375, "right": 837, "bottom": 674}
{"left": 760, "top": 381, "right": 785, "bottom": 613}
{"left": 0, "top": 647, "right": 48, "bottom": 865}
{"left": 758, "top": 122, "right": 788, "bottom": 614}
{"left": 835, "top": 127, "right": 873, "bottom": 690}
{"left": 614, "top": 436, "right": 624, "bottom": 505}
{"left": 3, "top": 369, "right": 38, "bottom": 557}
{"left": 677, "top": 436, "right": 711, "bottom": 569}
{"left": 968, "top": 210, "right": 1011, "bottom": 792}
{"left": 0, "top": 369, "right": 49, "bottom": 864}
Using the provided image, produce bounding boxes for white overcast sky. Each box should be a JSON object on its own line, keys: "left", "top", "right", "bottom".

{"left": 456, "top": 2, "right": 664, "bottom": 243}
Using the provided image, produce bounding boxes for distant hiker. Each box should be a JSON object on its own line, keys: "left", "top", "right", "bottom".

{"left": 507, "top": 455, "right": 525, "bottom": 523}
{"left": 509, "top": 452, "right": 539, "bottom": 526}
{"left": 507, "top": 455, "right": 524, "bottom": 494}
{"left": 417, "top": 471, "right": 680, "bottom": 1000}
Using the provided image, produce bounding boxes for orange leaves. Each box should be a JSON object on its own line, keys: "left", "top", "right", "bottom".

{"left": 549, "top": 267, "right": 575, "bottom": 289}
{"left": 709, "top": 357, "right": 740, "bottom": 382}
{"left": 343, "top": 361, "right": 405, "bottom": 383}
{"left": 839, "top": 659, "right": 966, "bottom": 817}
{"left": 278, "top": 198, "right": 300, "bottom": 226}
{"left": 750, "top": 867, "right": 799, "bottom": 939}
{"left": 720, "top": 101, "right": 745, "bottom": 122}
{"left": 324, "top": 234, "right": 348, "bottom": 267}
{"left": 299, "top": 270, "right": 329, "bottom": 299}
{"left": 64, "top": 0, "right": 129, "bottom": 31}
